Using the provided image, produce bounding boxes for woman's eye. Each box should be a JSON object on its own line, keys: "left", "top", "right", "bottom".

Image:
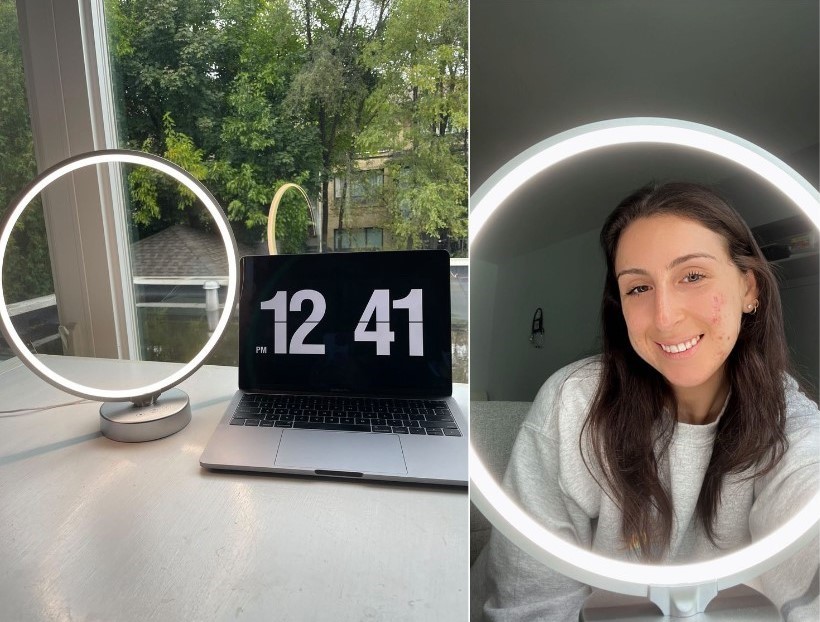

{"left": 625, "top": 285, "right": 650, "bottom": 296}
{"left": 683, "top": 272, "right": 705, "bottom": 283}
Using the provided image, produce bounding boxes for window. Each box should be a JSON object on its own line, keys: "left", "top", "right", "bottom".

{"left": 450, "top": 258, "right": 468, "bottom": 385}
{"left": 10, "top": 0, "right": 468, "bottom": 383}
{"left": 13, "top": 0, "right": 135, "bottom": 361}
{"left": 334, "top": 227, "right": 384, "bottom": 250}
{"left": 0, "top": 2, "right": 59, "bottom": 360}
{"left": 334, "top": 169, "right": 385, "bottom": 203}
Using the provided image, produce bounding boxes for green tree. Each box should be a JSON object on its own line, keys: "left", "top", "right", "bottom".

{"left": 110, "top": 0, "right": 322, "bottom": 250}
{"left": 0, "top": 0, "right": 53, "bottom": 303}
{"left": 108, "top": 0, "right": 466, "bottom": 255}
{"left": 284, "top": 0, "right": 389, "bottom": 251}
{"left": 358, "top": 0, "right": 467, "bottom": 252}
{"left": 108, "top": 0, "right": 236, "bottom": 151}
{"left": 128, "top": 113, "right": 213, "bottom": 236}
{"left": 214, "top": 1, "right": 323, "bottom": 250}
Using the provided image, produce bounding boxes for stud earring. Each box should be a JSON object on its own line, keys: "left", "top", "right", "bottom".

{"left": 747, "top": 299, "right": 759, "bottom": 315}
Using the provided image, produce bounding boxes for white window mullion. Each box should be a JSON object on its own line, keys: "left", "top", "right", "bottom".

{"left": 81, "top": 0, "right": 140, "bottom": 360}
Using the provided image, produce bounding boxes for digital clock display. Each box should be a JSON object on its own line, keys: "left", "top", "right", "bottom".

{"left": 238, "top": 250, "right": 452, "bottom": 397}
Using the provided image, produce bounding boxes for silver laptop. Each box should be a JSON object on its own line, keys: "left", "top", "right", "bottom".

{"left": 200, "top": 250, "right": 467, "bottom": 486}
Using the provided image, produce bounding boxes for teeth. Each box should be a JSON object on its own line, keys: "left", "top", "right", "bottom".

{"left": 661, "top": 335, "right": 701, "bottom": 353}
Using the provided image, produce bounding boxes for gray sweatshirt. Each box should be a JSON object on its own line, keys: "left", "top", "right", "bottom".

{"left": 472, "top": 357, "right": 819, "bottom": 621}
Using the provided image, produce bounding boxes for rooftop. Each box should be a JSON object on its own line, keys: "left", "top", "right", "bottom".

{"left": 131, "top": 224, "right": 265, "bottom": 278}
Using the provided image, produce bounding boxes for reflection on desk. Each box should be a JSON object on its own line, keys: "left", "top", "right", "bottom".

{"left": 0, "top": 357, "right": 468, "bottom": 622}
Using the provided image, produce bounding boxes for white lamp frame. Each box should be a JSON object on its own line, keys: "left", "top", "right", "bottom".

{"left": 0, "top": 149, "right": 239, "bottom": 403}
{"left": 469, "top": 117, "right": 820, "bottom": 616}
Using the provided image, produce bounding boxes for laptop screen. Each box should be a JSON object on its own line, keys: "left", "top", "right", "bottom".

{"left": 238, "top": 250, "right": 452, "bottom": 397}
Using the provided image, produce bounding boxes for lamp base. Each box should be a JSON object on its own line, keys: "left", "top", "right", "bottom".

{"left": 581, "top": 584, "right": 779, "bottom": 621}
{"left": 100, "top": 388, "right": 191, "bottom": 442}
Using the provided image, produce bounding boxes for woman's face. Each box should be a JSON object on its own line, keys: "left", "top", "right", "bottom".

{"left": 614, "top": 214, "right": 758, "bottom": 394}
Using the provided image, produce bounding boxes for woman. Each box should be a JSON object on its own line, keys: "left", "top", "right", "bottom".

{"left": 472, "top": 182, "right": 819, "bottom": 621}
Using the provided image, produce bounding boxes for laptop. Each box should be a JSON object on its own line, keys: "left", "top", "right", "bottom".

{"left": 200, "top": 249, "right": 467, "bottom": 486}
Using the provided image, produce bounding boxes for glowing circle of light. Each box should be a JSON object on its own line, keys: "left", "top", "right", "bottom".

{"left": 0, "top": 149, "right": 239, "bottom": 402}
{"left": 469, "top": 118, "right": 820, "bottom": 597}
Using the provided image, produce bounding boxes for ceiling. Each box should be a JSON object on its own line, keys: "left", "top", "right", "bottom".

{"left": 470, "top": 0, "right": 820, "bottom": 263}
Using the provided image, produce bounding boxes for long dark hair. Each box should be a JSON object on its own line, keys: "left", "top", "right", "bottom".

{"left": 582, "top": 182, "right": 790, "bottom": 561}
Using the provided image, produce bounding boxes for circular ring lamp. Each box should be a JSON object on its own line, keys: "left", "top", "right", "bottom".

{"left": 0, "top": 150, "right": 239, "bottom": 442}
{"left": 470, "top": 118, "right": 820, "bottom": 617}
{"left": 266, "top": 182, "right": 321, "bottom": 254}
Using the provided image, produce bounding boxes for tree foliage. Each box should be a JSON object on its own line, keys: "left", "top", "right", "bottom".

{"left": 0, "top": 1, "right": 53, "bottom": 303}
{"left": 283, "top": 0, "right": 388, "bottom": 250}
{"left": 111, "top": 0, "right": 323, "bottom": 250}
{"left": 108, "top": 0, "right": 232, "bottom": 152}
{"left": 0, "top": 0, "right": 468, "bottom": 307}
{"left": 110, "top": 0, "right": 467, "bottom": 254}
{"left": 358, "top": 0, "right": 467, "bottom": 251}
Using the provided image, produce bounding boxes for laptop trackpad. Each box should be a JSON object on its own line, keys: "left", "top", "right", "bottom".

{"left": 275, "top": 430, "right": 408, "bottom": 476}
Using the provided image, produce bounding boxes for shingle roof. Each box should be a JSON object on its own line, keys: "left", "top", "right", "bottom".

{"left": 131, "top": 224, "right": 265, "bottom": 278}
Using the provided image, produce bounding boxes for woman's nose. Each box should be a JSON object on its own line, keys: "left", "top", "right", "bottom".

{"left": 654, "top": 287, "right": 683, "bottom": 330}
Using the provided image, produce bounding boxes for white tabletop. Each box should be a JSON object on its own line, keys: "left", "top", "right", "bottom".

{"left": 0, "top": 357, "right": 468, "bottom": 622}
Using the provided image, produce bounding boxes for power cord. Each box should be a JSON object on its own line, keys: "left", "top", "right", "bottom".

{"left": 0, "top": 399, "right": 92, "bottom": 418}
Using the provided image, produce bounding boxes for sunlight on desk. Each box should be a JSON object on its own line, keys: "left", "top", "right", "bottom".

{"left": 0, "top": 357, "right": 468, "bottom": 621}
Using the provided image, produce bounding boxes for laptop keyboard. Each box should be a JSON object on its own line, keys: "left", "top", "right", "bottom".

{"left": 229, "top": 394, "right": 461, "bottom": 437}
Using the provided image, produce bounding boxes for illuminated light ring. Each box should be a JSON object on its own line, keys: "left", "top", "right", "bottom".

{"left": 469, "top": 118, "right": 820, "bottom": 597}
{"left": 266, "top": 182, "right": 320, "bottom": 255}
{"left": 0, "top": 150, "right": 239, "bottom": 402}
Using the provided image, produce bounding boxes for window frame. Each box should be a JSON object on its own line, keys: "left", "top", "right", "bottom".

{"left": 333, "top": 226, "right": 384, "bottom": 251}
{"left": 15, "top": 0, "right": 137, "bottom": 359}
{"left": 334, "top": 168, "right": 385, "bottom": 202}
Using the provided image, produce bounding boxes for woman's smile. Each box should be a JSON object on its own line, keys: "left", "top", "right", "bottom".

{"left": 656, "top": 333, "right": 703, "bottom": 357}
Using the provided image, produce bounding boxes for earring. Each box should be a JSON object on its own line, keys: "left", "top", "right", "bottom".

{"left": 746, "top": 299, "right": 759, "bottom": 315}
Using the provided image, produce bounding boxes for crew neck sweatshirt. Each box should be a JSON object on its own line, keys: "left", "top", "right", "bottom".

{"left": 472, "top": 357, "right": 819, "bottom": 621}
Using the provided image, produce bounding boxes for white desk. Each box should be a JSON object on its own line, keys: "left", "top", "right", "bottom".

{"left": 0, "top": 357, "right": 468, "bottom": 621}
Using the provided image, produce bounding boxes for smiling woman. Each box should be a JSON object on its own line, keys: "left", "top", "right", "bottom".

{"left": 589, "top": 183, "right": 796, "bottom": 557}
{"left": 473, "top": 182, "right": 819, "bottom": 621}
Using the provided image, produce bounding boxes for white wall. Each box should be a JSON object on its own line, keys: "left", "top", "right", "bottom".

{"left": 469, "top": 258, "right": 497, "bottom": 399}
{"left": 781, "top": 274, "right": 820, "bottom": 394}
{"left": 477, "top": 226, "right": 606, "bottom": 402}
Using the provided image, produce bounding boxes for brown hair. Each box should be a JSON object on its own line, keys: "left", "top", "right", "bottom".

{"left": 582, "top": 182, "right": 790, "bottom": 561}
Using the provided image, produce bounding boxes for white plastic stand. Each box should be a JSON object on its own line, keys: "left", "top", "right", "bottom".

{"left": 582, "top": 584, "right": 780, "bottom": 621}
